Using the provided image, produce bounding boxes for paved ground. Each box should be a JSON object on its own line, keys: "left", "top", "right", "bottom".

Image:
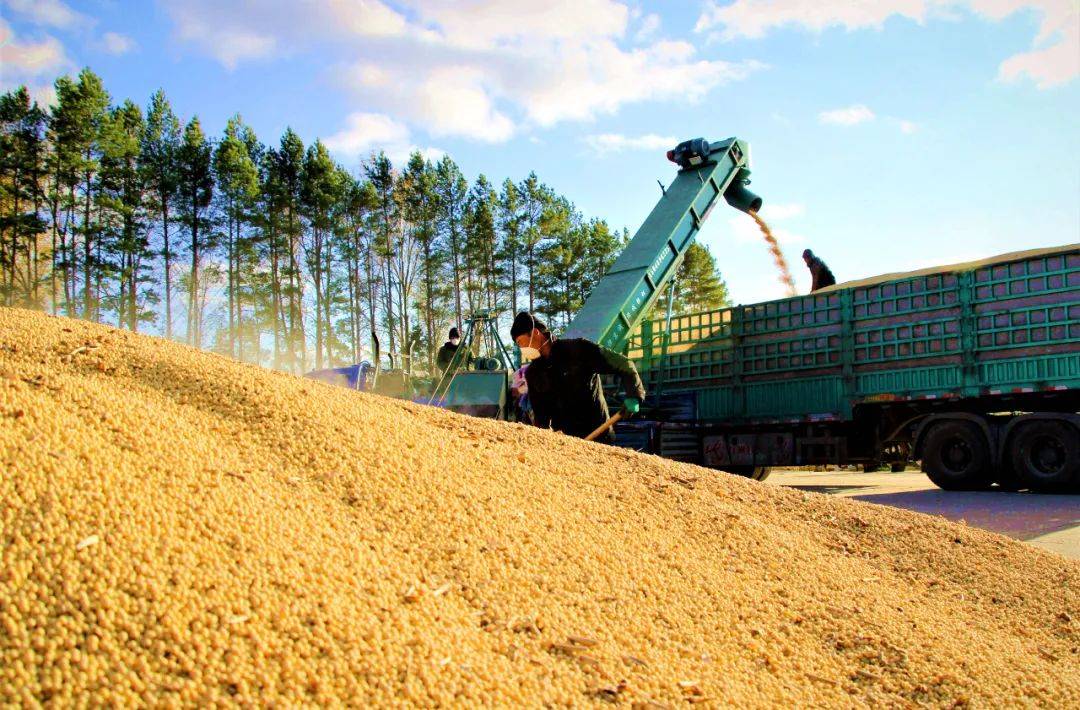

{"left": 767, "top": 469, "right": 1080, "bottom": 560}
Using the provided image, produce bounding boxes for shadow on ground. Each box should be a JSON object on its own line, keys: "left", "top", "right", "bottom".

{"left": 849, "top": 489, "right": 1080, "bottom": 540}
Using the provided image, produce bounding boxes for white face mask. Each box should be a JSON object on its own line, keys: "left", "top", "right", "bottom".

{"left": 519, "top": 331, "right": 542, "bottom": 361}
{"left": 449, "top": 338, "right": 459, "bottom": 346}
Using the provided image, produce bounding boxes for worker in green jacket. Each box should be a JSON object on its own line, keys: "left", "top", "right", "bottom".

{"left": 510, "top": 311, "right": 645, "bottom": 444}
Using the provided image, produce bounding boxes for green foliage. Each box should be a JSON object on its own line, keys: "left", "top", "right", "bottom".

{"left": 652, "top": 242, "right": 731, "bottom": 316}
{"left": 0, "top": 86, "right": 48, "bottom": 306}
{"left": 177, "top": 116, "right": 214, "bottom": 346}
{"left": 1, "top": 69, "right": 741, "bottom": 376}
{"left": 140, "top": 89, "right": 182, "bottom": 337}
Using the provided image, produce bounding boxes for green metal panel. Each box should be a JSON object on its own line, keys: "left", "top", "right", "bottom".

{"left": 745, "top": 377, "right": 845, "bottom": 417}
{"left": 980, "top": 353, "right": 1080, "bottom": 389}
{"left": 444, "top": 371, "right": 507, "bottom": 407}
{"left": 628, "top": 244, "right": 1080, "bottom": 424}
{"left": 566, "top": 138, "right": 754, "bottom": 351}
{"left": 855, "top": 366, "right": 962, "bottom": 398}
{"left": 695, "top": 377, "right": 845, "bottom": 421}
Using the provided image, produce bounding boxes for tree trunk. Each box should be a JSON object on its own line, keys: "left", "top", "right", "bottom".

{"left": 83, "top": 163, "right": 93, "bottom": 320}
{"left": 382, "top": 219, "right": 396, "bottom": 357}
{"left": 188, "top": 199, "right": 200, "bottom": 348}
{"left": 450, "top": 223, "right": 462, "bottom": 327}
{"left": 162, "top": 194, "right": 172, "bottom": 340}
{"left": 313, "top": 232, "right": 324, "bottom": 370}
{"left": 269, "top": 224, "right": 282, "bottom": 369}
{"left": 323, "top": 237, "right": 333, "bottom": 366}
{"left": 364, "top": 239, "right": 377, "bottom": 358}
{"left": 227, "top": 202, "right": 236, "bottom": 357}
{"left": 50, "top": 197, "right": 59, "bottom": 314}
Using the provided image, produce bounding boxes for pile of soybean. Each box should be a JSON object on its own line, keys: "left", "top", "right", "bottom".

{"left": 1, "top": 308, "right": 1077, "bottom": 707}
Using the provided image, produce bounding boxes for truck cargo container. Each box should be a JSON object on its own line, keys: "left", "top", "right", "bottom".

{"left": 616, "top": 244, "right": 1080, "bottom": 492}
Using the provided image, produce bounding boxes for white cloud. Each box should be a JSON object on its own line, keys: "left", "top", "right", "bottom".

{"left": 413, "top": 67, "right": 516, "bottom": 142}
{"left": 160, "top": 0, "right": 765, "bottom": 142}
{"left": 635, "top": 13, "right": 661, "bottom": 41}
{"left": 161, "top": 0, "right": 409, "bottom": 69}
{"left": 101, "top": 32, "right": 136, "bottom": 56}
{"left": 323, "top": 112, "right": 444, "bottom": 165}
{"left": 818, "top": 104, "right": 876, "bottom": 126}
{"left": 899, "top": 119, "right": 919, "bottom": 134}
{"left": 584, "top": 133, "right": 676, "bottom": 154}
{"left": 0, "top": 17, "right": 72, "bottom": 80}
{"left": 324, "top": 112, "right": 410, "bottom": 156}
{"left": 0, "top": 18, "right": 71, "bottom": 106}
{"left": 400, "top": 0, "right": 630, "bottom": 50}
{"left": 2, "top": 0, "right": 88, "bottom": 30}
{"left": 696, "top": 0, "right": 927, "bottom": 39}
{"left": 998, "top": 25, "right": 1078, "bottom": 87}
{"left": 695, "top": 0, "right": 1078, "bottom": 89}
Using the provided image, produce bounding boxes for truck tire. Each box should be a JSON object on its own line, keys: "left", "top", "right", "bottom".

{"left": 725, "top": 466, "right": 771, "bottom": 481}
{"left": 1008, "top": 421, "right": 1079, "bottom": 493}
{"left": 921, "top": 421, "right": 993, "bottom": 490}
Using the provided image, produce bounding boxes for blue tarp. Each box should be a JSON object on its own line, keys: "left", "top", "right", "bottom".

{"left": 305, "top": 362, "right": 373, "bottom": 390}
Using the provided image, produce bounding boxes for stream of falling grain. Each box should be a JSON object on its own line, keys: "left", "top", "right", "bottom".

{"left": 748, "top": 210, "right": 797, "bottom": 296}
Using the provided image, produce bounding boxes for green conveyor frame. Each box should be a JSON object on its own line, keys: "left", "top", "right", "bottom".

{"left": 564, "top": 137, "right": 760, "bottom": 351}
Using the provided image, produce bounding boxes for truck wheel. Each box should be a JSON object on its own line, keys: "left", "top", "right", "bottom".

{"left": 1009, "top": 421, "right": 1079, "bottom": 493}
{"left": 921, "top": 421, "right": 993, "bottom": 490}
{"left": 725, "top": 466, "right": 771, "bottom": 481}
{"left": 890, "top": 462, "right": 906, "bottom": 473}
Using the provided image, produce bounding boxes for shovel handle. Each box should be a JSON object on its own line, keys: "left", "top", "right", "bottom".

{"left": 585, "top": 410, "right": 624, "bottom": 442}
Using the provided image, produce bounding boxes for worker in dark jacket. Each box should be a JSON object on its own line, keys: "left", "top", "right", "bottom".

{"left": 802, "top": 249, "right": 837, "bottom": 291}
{"left": 510, "top": 312, "right": 645, "bottom": 444}
{"left": 436, "top": 327, "right": 462, "bottom": 376}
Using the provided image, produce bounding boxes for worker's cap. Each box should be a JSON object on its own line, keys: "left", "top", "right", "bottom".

{"left": 449, "top": 327, "right": 460, "bottom": 339}
{"left": 510, "top": 311, "right": 547, "bottom": 340}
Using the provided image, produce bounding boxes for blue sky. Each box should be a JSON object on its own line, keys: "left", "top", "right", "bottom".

{"left": 2, "top": 0, "right": 1077, "bottom": 304}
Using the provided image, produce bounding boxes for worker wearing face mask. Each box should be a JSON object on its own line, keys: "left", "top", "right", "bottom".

{"left": 436, "top": 327, "right": 464, "bottom": 377}
{"left": 509, "top": 311, "right": 645, "bottom": 444}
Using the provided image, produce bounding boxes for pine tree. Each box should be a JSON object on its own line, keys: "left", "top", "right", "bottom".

{"left": 401, "top": 152, "right": 444, "bottom": 372}
{"left": 140, "top": 90, "right": 181, "bottom": 338}
{"left": 364, "top": 152, "right": 397, "bottom": 358}
{"left": 176, "top": 116, "right": 213, "bottom": 347}
{"left": 333, "top": 171, "right": 372, "bottom": 363}
{"left": 653, "top": 242, "right": 731, "bottom": 315}
{"left": 98, "top": 99, "right": 151, "bottom": 330}
{"left": 214, "top": 115, "right": 259, "bottom": 358}
{"left": 434, "top": 156, "right": 467, "bottom": 327}
{"left": 0, "top": 87, "right": 47, "bottom": 307}
{"left": 518, "top": 172, "right": 549, "bottom": 312}
{"left": 580, "top": 217, "right": 621, "bottom": 305}
{"left": 464, "top": 174, "right": 497, "bottom": 312}
{"left": 535, "top": 195, "right": 581, "bottom": 327}
{"left": 51, "top": 69, "right": 110, "bottom": 320}
{"left": 299, "top": 139, "right": 343, "bottom": 369}
{"left": 496, "top": 178, "right": 523, "bottom": 315}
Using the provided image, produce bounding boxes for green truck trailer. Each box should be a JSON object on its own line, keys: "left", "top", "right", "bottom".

{"left": 616, "top": 244, "right": 1080, "bottom": 492}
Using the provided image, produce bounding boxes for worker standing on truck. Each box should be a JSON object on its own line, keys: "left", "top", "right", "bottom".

{"left": 510, "top": 312, "right": 645, "bottom": 444}
{"left": 802, "top": 249, "right": 836, "bottom": 291}
{"left": 436, "top": 327, "right": 462, "bottom": 376}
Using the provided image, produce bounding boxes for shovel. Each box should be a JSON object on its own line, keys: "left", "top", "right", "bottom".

{"left": 585, "top": 410, "right": 625, "bottom": 442}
